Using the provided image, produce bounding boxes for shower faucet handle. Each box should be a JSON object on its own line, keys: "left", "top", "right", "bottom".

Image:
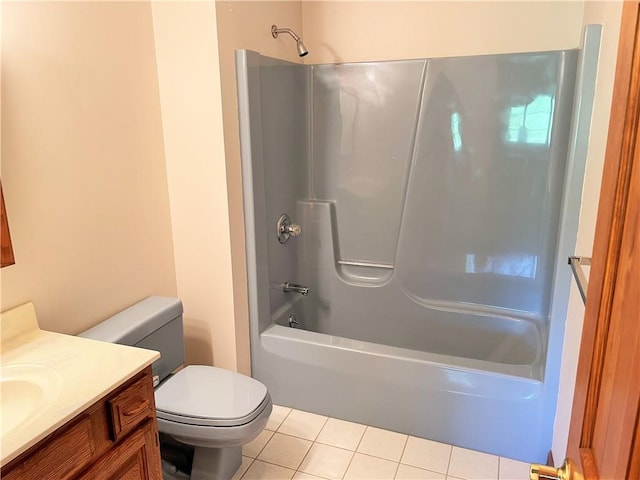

{"left": 277, "top": 213, "right": 301, "bottom": 243}
{"left": 287, "top": 223, "right": 301, "bottom": 237}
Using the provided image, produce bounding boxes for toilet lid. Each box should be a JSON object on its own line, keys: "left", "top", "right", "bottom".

{"left": 155, "top": 365, "right": 269, "bottom": 427}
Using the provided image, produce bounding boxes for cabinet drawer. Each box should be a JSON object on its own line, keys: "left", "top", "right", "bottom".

{"left": 107, "top": 374, "right": 154, "bottom": 442}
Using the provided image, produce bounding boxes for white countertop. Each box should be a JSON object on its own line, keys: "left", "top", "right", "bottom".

{"left": 0, "top": 302, "right": 159, "bottom": 466}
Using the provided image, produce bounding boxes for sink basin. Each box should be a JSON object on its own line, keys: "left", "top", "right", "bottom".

{"left": 1, "top": 380, "right": 44, "bottom": 433}
{"left": 0, "top": 363, "right": 61, "bottom": 437}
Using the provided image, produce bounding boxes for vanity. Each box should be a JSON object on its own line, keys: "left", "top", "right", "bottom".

{"left": 1, "top": 303, "right": 162, "bottom": 479}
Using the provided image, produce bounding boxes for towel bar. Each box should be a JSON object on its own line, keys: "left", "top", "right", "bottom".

{"left": 568, "top": 256, "right": 591, "bottom": 304}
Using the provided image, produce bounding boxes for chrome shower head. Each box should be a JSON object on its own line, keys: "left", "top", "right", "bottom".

{"left": 296, "top": 39, "right": 309, "bottom": 58}
{"left": 271, "top": 25, "right": 309, "bottom": 57}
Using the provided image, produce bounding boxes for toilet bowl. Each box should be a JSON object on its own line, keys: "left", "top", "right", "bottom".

{"left": 154, "top": 365, "right": 272, "bottom": 479}
{"left": 80, "top": 296, "right": 272, "bottom": 480}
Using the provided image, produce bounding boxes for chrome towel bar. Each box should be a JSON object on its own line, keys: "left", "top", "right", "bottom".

{"left": 568, "top": 256, "right": 591, "bottom": 304}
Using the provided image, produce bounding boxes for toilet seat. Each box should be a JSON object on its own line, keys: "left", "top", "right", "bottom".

{"left": 155, "top": 365, "right": 269, "bottom": 427}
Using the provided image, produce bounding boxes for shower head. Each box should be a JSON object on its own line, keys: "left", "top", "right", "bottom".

{"left": 296, "top": 39, "right": 309, "bottom": 58}
{"left": 271, "top": 25, "right": 309, "bottom": 57}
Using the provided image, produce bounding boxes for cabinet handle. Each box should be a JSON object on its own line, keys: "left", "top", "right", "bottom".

{"left": 122, "top": 400, "right": 149, "bottom": 417}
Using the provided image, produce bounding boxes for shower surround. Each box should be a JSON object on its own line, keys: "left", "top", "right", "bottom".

{"left": 237, "top": 37, "right": 596, "bottom": 462}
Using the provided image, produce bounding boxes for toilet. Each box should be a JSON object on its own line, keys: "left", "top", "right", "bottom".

{"left": 80, "top": 296, "right": 272, "bottom": 480}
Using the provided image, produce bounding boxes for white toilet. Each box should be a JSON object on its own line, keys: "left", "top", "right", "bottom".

{"left": 81, "top": 296, "right": 272, "bottom": 480}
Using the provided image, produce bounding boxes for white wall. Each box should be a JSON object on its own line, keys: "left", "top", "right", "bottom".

{"left": 1, "top": 2, "right": 177, "bottom": 333}
{"left": 551, "top": 0, "right": 623, "bottom": 463}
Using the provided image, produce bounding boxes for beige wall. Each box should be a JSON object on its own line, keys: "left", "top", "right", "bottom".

{"left": 151, "top": 2, "right": 239, "bottom": 370}
{"left": 215, "top": 1, "right": 304, "bottom": 373}
{"left": 552, "top": 0, "right": 623, "bottom": 463}
{"left": 0, "top": 2, "right": 177, "bottom": 333}
{"left": 302, "top": 1, "right": 584, "bottom": 63}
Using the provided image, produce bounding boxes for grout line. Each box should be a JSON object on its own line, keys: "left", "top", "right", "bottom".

{"left": 393, "top": 434, "right": 410, "bottom": 479}
{"left": 238, "top": 457, "right": 255, "bottom": 480}
{"left": 268, "top": 429, "right": 318, "bottom": 444}
{"left": 296, "top": 466, "right": 331, "bottom": 480}
{"left": 312, "top": 415, "right": 330, "bottom": 442}
{"left": 445, "top": 444, "right": 454, "bottom": 477}
{"left": 275, "top": 406, "right": 294, "bottom": 432}
{"left": 246, "top": 458, "right": 298, "bottom": 475}
{"left": 296, "top": 438, "right": 315, "bottom": 474}
{"left": 353, "top": 425, "right": 368, "bottom": 454}
{"left": 351, "top": 451, "right": 400, "bottom": 461}
{"left": 341, "top": 449, "right": 356, "bottom": 480}
{"left": 293, "top": 415, "right": 358, "bottom": 480}
{"left": 253, "top": 431, "right": 314, "bottom": 472}
{"left": 342, "top": 445, "right": 360, "bottom": 479}
{"left": 392, "top": 460, "right": 401, "bottom": 480}
{"left": 251, "top": 428, "right": 275, "bottom": 459}
{"left": 398, "top": 434, "right": 410, "bottom": 464}
{"left": 295, "top": 451, "right": 334, "bottom": 480}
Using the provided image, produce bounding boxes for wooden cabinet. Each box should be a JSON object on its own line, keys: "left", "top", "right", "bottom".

{"left": 1, "top": 182, "right": 15, "bottom": 268}
{"left": 2, "top": 367, "right": 162, "bottom": 480}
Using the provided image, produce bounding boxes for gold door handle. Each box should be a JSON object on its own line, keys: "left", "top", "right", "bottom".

{"left": 530, "top": 458, "right": 581, "bottom": 480}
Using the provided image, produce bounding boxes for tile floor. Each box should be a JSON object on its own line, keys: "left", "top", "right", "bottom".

{"left": 232, "top": 405, "right": 531, "bottom": 480}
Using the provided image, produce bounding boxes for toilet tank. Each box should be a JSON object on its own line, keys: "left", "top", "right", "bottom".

{"left": 80, "top": 296, "right": 184, "bottom": 384}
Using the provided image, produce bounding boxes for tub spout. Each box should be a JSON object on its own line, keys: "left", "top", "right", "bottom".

{"left": 283, "top": 282, "right": 309, "bottom": 296}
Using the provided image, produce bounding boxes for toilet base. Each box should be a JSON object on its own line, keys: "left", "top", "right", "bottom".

{"left": 191, "top": 445, "right": 242, "bottom": 480}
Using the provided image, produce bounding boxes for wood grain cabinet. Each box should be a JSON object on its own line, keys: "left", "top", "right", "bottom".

{"left": 2, "top": 367, "right": 162, "bottom": 480}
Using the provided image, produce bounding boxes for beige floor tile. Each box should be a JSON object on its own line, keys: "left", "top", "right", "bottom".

{"left": 401, "top": 436, "right": 452, "bottom": 474}
{"left": 448, "top": 447, "right": 499, "bottom": 480}
{"left": 267, "top": 405, "right": 292, "bottom": 431}
{"left": 243, "top": 429, "right": 275, "bottom": 458}
{"left": 278, "top": 409, "right": 328, "bottom": 441}
{"left": 292, "top": 472, "right": 327, "bottom": 480}
{"left": 231, "top": 456, "right": 254, "bottom": 480}
{"left": 498, "top": 457, "right": 530, "bottom": 479}
{"left": 395, "top": 464, "right": 447, "bottom": 480}
{"left": 257, "top": 432, "right": 313, "bottom": 470}
{"left": 298, "top": 443, "right": 354, "bottom": 480}
{"left": 241, "top": 460, "right": 296, "bottom": 480}
{"left": 344, "top": 453, "right": 399, "bottom": 480}
{"left": 316, "top": 417, "right": 366, "bottom": 451}
{"left": 357, "top": 426, "right": 408, "bottom": 462}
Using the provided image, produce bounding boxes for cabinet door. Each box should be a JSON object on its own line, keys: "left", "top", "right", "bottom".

{"left": 79, "top": 420, "right": 161, "bottom": 480}
{"left": 2, "top": 416, "right": 97, "bottom": 480}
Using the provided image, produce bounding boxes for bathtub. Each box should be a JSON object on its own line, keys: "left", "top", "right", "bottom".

{"left": 253, "top": 294, "right": 546, "bottom": 462}
{"left": 236, "top": 31, "right": 598, "bottom": 462}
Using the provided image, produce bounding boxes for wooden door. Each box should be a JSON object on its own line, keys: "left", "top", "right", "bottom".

{"left": 565, "top": 1, "right": 640, "bottom": 479}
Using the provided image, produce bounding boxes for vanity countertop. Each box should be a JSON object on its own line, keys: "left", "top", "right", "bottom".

{"left": 0, "top": 302, "right": 159, "bottom": 466}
